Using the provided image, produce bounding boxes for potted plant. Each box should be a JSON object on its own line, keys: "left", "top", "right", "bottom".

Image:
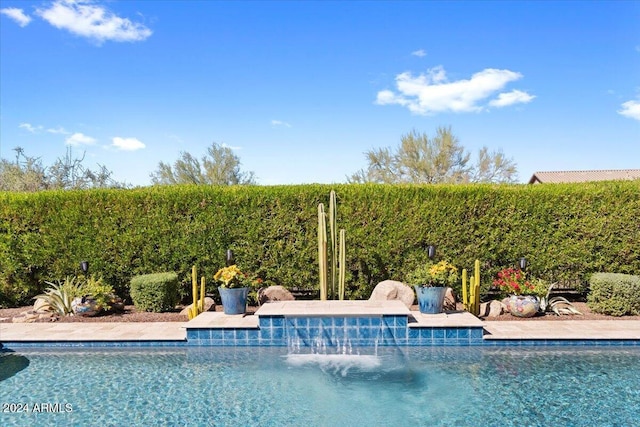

{"left": 214, "top": 265, "right": 260, "bottom": 315}
{"left": 493, "top": 267, "right": 540, "bottom": 317}
{"left": 407, "top": 261, "right": 459, "bottom": 314}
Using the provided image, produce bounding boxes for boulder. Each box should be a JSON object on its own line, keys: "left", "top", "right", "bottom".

{"left": 258, "top": 286, "right": 295, "bottom": 305}
{"left": 33, "top": 298, "right": 52, "bottom": 313}
{"left": 443, "top": 287, "right": 456, "bottom": 311}
{"left": 180, "top": 297, "right": 215, "bottom": 316}
{"left": 479, "top": 300, "right": 506, "bottom": 318}
{"left": 369, "top": 280, "right": 415, "bottom": 308}
{"left": 13, "top": 310, "right": 40, "bottom": 323}
{"left": 12, "top": 315, "right": 28, "bottom": 323}
{"left": 37, "top": 311, "right": 57, "bottom": 321}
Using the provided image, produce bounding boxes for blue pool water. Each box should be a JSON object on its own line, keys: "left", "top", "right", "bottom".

{"left": 1, "top": 346, "right": 639, "bottom": 426}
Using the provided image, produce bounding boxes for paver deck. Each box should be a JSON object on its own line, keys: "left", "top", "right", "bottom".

{"left": 483, "top": 320, "right": 640, "bottom": 340}
{"left": 0, "top": 322, "right": 186, "bottom": 342}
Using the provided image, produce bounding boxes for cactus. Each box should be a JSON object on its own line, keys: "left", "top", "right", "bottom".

{"left": 461, "top": 260, "right": 481, "bottom": 316}
{"left": 329, "top": 190, "right": 337, "bottom": 299}
{"left": 318, "top": 203, "right": 328, "bottom": 300}
{"left": 338, "top": 229, "right": 346, "bottom": 300}
{"left": 461, "top": 268, "right": 468, "bottom": 309}
{"left": 188, "top": 265, "right": 206, "bottom": 320}
{"left": 318, "top": 191, "right": 346, "bottom": 300}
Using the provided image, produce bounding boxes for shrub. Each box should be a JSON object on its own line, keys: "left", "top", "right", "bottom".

{"left": 129, "top": 272, "right": 179, "bottom": 312}
{"left": 587, "top": 273, "right": 640, "bottom": 316}
{"left": 79, "top": 275, "right": 116, "bottom": 312}
{"left": 33, "top": 276, "right": 82, "bottom": 316}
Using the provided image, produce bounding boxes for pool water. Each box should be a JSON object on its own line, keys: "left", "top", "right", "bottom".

{"left": 1, "top": 346, "right": 639, "bottom": 426}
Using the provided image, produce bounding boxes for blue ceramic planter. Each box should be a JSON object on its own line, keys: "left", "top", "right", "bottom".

{"left": 414, "top": 286, "right": 447, "bottom": 314}
{"left": 218, "top": 286, "right": 249, "bottom": 315}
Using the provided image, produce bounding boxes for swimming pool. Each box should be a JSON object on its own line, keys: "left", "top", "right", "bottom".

{"left": 2, "top": 346, "right": 639, "bottom": 426}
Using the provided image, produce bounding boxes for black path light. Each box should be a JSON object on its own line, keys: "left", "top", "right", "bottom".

{"left": 519, "top": 257, "right": 527, "bottom": 271}
{"left": 427, "top": 245, "right": 436, "bottom": 260}
{"left": 226, "top": 250, "right": 235, "bottom": 266}
{"left": 80, "top": 260, "right": 89, "bottom": 276}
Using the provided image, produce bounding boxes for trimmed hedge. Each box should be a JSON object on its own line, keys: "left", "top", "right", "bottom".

{"left": 1, "top": 181, "right": 639, "bottom": 307}
{"left": 587, "top": 273, "right": 640, "bottom": 316}
{"left": 129, "top": 272, "right": 179, "bottom": 312}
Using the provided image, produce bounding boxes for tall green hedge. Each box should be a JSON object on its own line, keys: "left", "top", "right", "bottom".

{"left": 1, "top": 182, "right": 639, "bottom": 307}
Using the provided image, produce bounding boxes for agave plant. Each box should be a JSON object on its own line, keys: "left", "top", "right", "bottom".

{"left": 33, "top": 277, "right": 83, "bottom": 316}
{"left": 539, "top": 283, "right": 582, "bottom": 315}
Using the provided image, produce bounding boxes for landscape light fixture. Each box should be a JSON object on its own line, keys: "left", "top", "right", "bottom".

{"left": 519, "top": 257, "right": 527, "bottom": 270}
{"left": 226, "top": 250, "right": 235, "bottom": 266}
{"left": 80, "top": 260, "right": 89, "bottom": 276}
{"left": 427, "top": 245, "right": 436, "bottom": 260}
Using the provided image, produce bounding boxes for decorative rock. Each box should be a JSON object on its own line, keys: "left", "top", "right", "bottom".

{"left": 37, "top": 311, "right": 56, "bottom": 321}
{"left": 24, "top": 310, "right": 39, "bottom": 321}
{"left": 479, "top": 300, "right": 506, "bottom": 318}
{"left": 108, "top": 296, "right": 125, "bottom": 313}
{"left": 258, "top": 286, "right": 295, "bottom": 305}
{"left": 180, "top": 297, "right": 216, "bottom": 316}
{"left": 443, "top": 287, "right": 456, "bottom": 311}
{"left": 33, "top": 298, "right": 52, "bottom": 313}
{"left": 369, "top": 280, "right": 415, "bottom": 308}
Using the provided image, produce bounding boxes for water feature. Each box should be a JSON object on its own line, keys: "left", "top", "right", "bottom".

{"left": 2, "top": 346, "right": 639, "bottom": 426}
{"left": 285, "top": 315, "right": 384, "bottom": 376}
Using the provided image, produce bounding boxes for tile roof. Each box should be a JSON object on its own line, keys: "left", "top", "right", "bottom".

{"left": 528, "top": 169, "right": 640, "bottom": 184}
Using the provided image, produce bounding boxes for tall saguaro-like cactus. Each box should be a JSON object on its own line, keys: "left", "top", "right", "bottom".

{"left": 318, "top": 203, "right": 328, "bottom": 300}
{"left": 318, "top": 190, "right": 346, "bottom": 300}
{"left": 461, "top": 259, "right": 481, "bottom": 316}
{"left": 188, "top": 265, "right": 206, "bottom": 320}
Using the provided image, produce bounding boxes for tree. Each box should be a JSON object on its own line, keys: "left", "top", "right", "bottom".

{"left": 349, "top": 126, "right": 517, "bottom": 184}
{"left": 0, "top": 147, "right": 48, "bottom": 192}
{"left": 0, "top": 146, "right": 124, "bottom": 192}
{"left": 150, "top": 142, "right": 256, "bottom": 185}
{"left": 48, "top": 148, "right": 122, "bottom": 189}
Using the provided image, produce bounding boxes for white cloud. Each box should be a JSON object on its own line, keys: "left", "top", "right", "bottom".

{"left": 19, "top": 122, "right": 42, "bottom": 133}
{"left": 1, "top": 7, "right": 32, "bottom": 27}
{"left": 376, "top": 66, "right": 534, "bottom": 115}
{"left": 411, "top": 49, "right": 426, "bottom": 57}
{"left": 35, "top": 0, "right": 152, "bottom": 44}
{"left": 619, "top": 100, "right": 640, "bottom": 121}
{"left": 489, "top": 90, "right": 536, "bottom": 107}
{"left": 271, "top": 120, "right": 292, "bottom": 128}
{"left": 66, "top": 132, "right": 96, "bottom": 146}
{"left": 112, "top": 136, "right": 145, "bottom": 151}
{"left": 47, "top": 126, "right": 70, "bottom": 134}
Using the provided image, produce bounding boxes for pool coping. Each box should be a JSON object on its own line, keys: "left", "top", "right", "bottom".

{"left": 2, "top": 303, "right": 640, "bottom": 349}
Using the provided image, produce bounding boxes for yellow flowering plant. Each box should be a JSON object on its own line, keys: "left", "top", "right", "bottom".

{"left": 407, "top": 261, "right": 459, "bottom": 287}
{"left": 213, "top": 265, "right": 262, "bottom": 290}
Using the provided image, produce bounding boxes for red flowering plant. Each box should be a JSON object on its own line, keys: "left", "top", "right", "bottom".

{"left": 493, "top": 267, "right": 535, "bottom": 296}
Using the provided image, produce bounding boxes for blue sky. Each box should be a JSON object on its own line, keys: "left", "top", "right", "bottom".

{"left": 1, "top": 0, "right": 638, "bottom": 186}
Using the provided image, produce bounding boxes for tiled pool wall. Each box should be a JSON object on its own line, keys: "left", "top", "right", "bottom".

{"left": 186, "top": 315, "right": 486, "bottom": 347}
{"left": 1, "top": 341, "right": 187, "bottom": 349}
